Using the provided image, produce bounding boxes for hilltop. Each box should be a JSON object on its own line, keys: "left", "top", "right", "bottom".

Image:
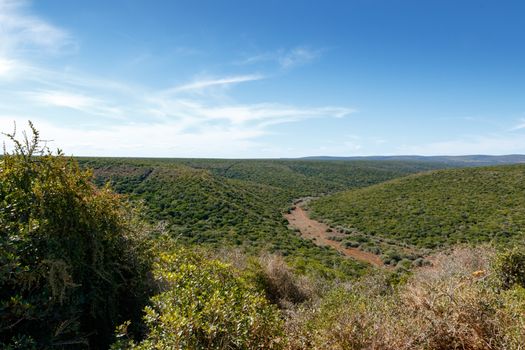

{"left": 302, "top": 154, "right": 525, "bottom": 166}
{"left": 310, "top": 164, "right": 525, "bottom": 250}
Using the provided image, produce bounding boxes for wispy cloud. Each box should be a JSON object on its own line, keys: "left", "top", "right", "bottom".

{"left": 28, "top": 90, "right": 98, "bottom": 110}
{"left": 0, "top": 0, "right": 75, "bottom": 55}
{"left": 0, "top": 0, "right": 75, "bottom": 83}
{"left": 0, "top": 115, "right": 265, "bottom": 157}
{"left": 0, "top": 2, "right": 355, "bottom": 157}
{"left": 167, "top": 74, "right": 264, "bottom": 93}
{"left": 511, "top": 119, "right": 525, "bottom": 131}
{"left": 146, "top": 98, "right": 354, "bottom": 126}
{"left": 0, "top": 57, "right": 23, "bottom": 77}
{"left": 2, "top": 63, "right": 354, "bottom": 156}
{"left": 24, "top": 90, "right": 125, "bottom": 120}
{"left": 237, "top": 46, "right": 322, "bottom": 69}
{"left": 279, "top": 47, "right": 321, "bottom": 69}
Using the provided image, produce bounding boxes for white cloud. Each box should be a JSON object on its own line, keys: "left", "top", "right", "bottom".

{"left": 0, "top": 68, "right": 355, "bottom": 156}
{"left": 511, "top": 119, "right": 525, "bottom": 130}
{"left": 167, "top": 74, "right": 264, "bottom": 93}
{"left": 0, "top": 57, "right": 21, "bottom": 76}
{"left": 279, "top": 47, "right": 320, "bottom": 69}
{"left": 0, "top": 0, "right": 74, "bottom": 55}
{"left": 29, "top": 90, "right": 98, "bottom": 110}
{"left": 0, "top": 115, "right": 265, "bottom": 158}
{"left": 24, "top": 90, "right": 126, "bottom": 120}
{"left": 146, "top": 96, "right": 355, "bottom": 127}
{"left": 237, "top": 47, "right": 321, "bottom": 69}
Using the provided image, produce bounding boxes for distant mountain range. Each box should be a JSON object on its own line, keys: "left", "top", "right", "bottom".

{"left": 301, "top": 155, "right": 525, "bottom": 166}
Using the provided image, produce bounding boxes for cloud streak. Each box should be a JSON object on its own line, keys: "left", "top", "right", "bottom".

{"left": 237, "top": 47, "right": 322, "bottom": 69}
{"left": 1, "top": 56, "right": 354, "bottom": 156}
{"left": 0, "top": 0, "right": 75, "bottom": 55}
{"left": 166, "top": 74, "right": 264, "bottom": 93}
{"left": 24, "top": 90, "right": 126, "bottom": 120}
{"left": 511, "top": 119, "right": 525, "bottom": 131}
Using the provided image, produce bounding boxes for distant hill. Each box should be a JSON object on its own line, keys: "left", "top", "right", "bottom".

{"left": 175, "top": 158, "right": 447, "bottom": 196}
{"left": 310, "top": 164, "right": 525, "bottom": 249}
{"left": 302, "top": 154, "right": 525, "bottom": 166}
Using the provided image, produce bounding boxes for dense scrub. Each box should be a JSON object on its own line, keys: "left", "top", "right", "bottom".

{"left": 178, "top": 158, "right": 445, "bottom": 197}
{"left": 285, "top": 247, "right": 525, "bottom": 349}
{"left": 79, "top": 157, "right": 446, "bottom": 199}
{"left": 0, "top": 126, "right": 153, "bottom": 348}
{"left": 311, "top": 165, "right": 525, "bottom": 249}
{"left": 77, "top": 157, "right": 444, "bottom": 279}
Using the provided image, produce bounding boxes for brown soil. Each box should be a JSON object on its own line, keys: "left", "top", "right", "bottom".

{"left": 285, "top": 201, "right": 384, "bottom": 267}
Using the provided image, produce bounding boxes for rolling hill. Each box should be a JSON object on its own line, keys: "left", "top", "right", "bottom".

{"left": 78, "top": 158, "right": 446, "bottom": 277}
{"left": 310, "top": 164, "right": 525, "bottom": 249}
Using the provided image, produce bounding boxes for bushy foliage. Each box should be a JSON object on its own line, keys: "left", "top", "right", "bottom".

{"left": 311, "top": 165, "right": 525, "bottom": 249}
{"left": 250, "top": 254, "right": 314, "bottom": 307}
{"left": 285, "top": 248, "right": 525, "bottom": 350}
{"left": 0, "top": 124, "right": 153, "bottom": 348}
{"left": 493, "top": 247, "right": 525, "bottom": 289}
{"left": 113, "top": 248, "right": 284, "bottom": 350}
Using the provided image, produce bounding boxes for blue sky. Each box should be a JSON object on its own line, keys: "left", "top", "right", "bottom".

{"left": 1, "top": 0, "right": 525, "bottom": 157}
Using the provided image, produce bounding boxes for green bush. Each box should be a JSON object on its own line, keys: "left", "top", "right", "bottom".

{"left": 494, "top": 248, "right": 525, "bottom": 289}
{"left": 114, "top": 248, "right": 284, "bottom": 350}
{"left": 0, "top": 124, "right": 152, "bottom": 348}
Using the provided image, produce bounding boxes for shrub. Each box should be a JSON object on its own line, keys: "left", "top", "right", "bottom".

{"left": 494, "top": 247, "right": 525, "bottom": 289}
{"left": 285, "top": 247, "right": 525, "bottom": 350}
{"left": 252, "top": 254, "right": 313, "bottom": 307}
{"left": 115, "top": 249, "right": 284, "bottom": 350}
{"left": 344, "top": 241, "right": 360, "bottom": 248}
{"left": 0, "top": 124, "right": 152, "bottom": 348}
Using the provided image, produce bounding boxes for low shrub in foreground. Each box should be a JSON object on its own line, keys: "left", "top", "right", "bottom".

{"left": 285, "top": 247, "right": 525, "bottom": 350}
{"left": 113, "top": 248, "right": 284, "bottom": 350}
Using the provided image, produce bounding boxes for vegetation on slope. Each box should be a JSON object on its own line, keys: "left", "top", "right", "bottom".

{"left": 311, "top": 165, "right": 525, "bottom": 249}
{"left": 78, "top": 159, "right": 366, "bottom": 279}
{"left": 76, "top": 157, "right": 444, "bottom": 278}
{"left": 285, "top": 247, "right": 525, "bottom": 350}
{"left": 3, "top": 125, "right": 525, "bottom": 350}
{"left": 177, "top": 158, "right": 446, "bottom": 197}
{"left": 0, "top": 125, "right": 153, "bottom": 349}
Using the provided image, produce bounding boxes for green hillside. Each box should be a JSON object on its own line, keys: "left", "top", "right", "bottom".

{"left": 310, "top": 164, "right": 525, "bottom": 249}
{"left": 178, "top": 159, "right": 445, "bottom": 196}
{"left": 77, "top": 158, "right": 443, "bottom": 277}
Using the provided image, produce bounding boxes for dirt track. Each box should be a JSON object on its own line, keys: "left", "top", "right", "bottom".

{"left": 284, "top": 202, "right": 384, "bottom": 267}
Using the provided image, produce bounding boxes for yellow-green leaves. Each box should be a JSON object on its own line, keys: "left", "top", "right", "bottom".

{"left": 120, "top": 248, "right": 284, "bottom": 350}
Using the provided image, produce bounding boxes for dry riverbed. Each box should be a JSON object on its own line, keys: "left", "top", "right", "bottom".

{"left": 284, "top": 201, "right": 384, "bottom": 267}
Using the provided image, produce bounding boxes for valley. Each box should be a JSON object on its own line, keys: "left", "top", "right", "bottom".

{"left": 4, "top": 137, "right": 525, "bottom": 349}
{"left": 285, "top": 199, "right": 384, "bottom": 266}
